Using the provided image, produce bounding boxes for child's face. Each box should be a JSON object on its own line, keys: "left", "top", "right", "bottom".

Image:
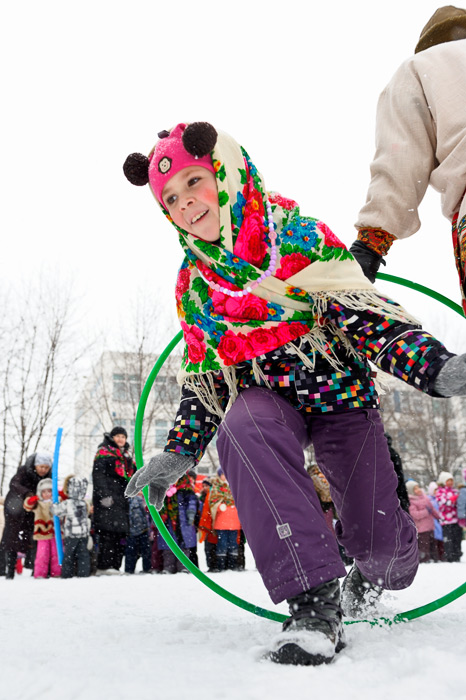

{"left": 446, "top": 478, "right": 454, "bottom": 488}
{"left": 162, "top": 166, "right": 220, "bottom": 242}
{"left": 41, "top": 488, "right": 52, "bottom": 500}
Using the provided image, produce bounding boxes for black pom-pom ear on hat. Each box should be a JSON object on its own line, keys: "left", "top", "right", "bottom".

{"left": 182, "top": 122, "right": 217, "bottom": 158}
{"left": 123, "top": 153, "right": 150, "bottom": 186}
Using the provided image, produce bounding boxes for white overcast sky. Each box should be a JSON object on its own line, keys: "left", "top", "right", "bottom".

{"left": 3, "top": 0, "right": 466, "bottom": 356}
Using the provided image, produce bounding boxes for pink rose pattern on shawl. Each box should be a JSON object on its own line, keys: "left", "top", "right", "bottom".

{"left": 165, "top": 147, "right": 353, "bottom": 374}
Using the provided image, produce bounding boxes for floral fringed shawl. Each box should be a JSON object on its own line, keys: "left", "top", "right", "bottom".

{"left": 94, "top": 443, "right": 135, "bottom": 481}
{"left": 154, "top": 129, "right": 418, "bottom": 416}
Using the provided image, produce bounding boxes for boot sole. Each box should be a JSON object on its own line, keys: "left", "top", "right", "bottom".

{"left": 269, "top": 643, "right": 332, "bottom": 666}
{"left": 268, "top": 635, "right": 346, "bottom": 666}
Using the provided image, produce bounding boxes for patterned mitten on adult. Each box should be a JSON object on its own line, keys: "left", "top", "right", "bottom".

{"left": 433, "top": 354, "right": 466, "bottom": 397}
{"left": 348, "top": 240, "right": 385, "bottom": 284}
{"left": 125, "top": 453, "right": 195, "bottom": 510}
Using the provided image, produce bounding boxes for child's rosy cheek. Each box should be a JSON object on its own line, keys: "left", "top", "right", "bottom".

{"left": 204, "top": 189, "right": 220, "bottom": 207}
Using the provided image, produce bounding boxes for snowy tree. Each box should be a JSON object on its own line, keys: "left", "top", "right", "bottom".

{"left": 0, "top": 277, "right": 86, "bottom": 493}
{"left": 74, "top": 292, "right": 191, "bottom": 474}
{"left": 74, "top": 290, "right": 221, "bottom": 476}
{"left": 380, "top": 379, "right": 466, "bottom": 484}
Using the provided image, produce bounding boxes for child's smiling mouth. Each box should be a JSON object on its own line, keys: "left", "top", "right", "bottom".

{"left": 191, "top": 210, "right": 208, "bottom": 225}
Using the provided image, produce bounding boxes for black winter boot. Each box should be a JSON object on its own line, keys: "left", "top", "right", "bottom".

{"left": 227, "top": 555, "right": 242, "bottom": 571}
{"left": 216, "top": 555, "right": 227, "bottom": 571}
{"left": 341, "top": 565, "right": 383, "bottom": 618}
{"left": 269, "top": 578, "right": 346, "bottom": 666}
{"left": 5, "top": 551, "right": 17, "bottom": 580}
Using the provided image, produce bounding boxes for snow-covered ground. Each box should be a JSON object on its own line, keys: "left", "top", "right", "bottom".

{"left": 2, "top": 545, "right": 466, "bottom": 700}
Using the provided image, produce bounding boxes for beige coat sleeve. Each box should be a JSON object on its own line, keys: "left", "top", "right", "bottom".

{"left": 356, "top": 59, "right": 436, "bottom": 239}
{"left": 356, "top": 41, "right": 466, "bottom": 239}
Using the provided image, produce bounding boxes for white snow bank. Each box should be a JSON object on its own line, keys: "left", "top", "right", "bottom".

{"left": 2, "top": 548, "right": 466, "bottom": 700}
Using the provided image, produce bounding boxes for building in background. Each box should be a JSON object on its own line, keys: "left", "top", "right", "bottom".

{"left": 75, "top": 355, "right": 465, "bottom": 487}
{"left": 379, "top": 373, "right": 466, "bottom": 485}
{"left": 74, "top": 351, "right": 179, "bottom": 477}
{"left": 74, "top": 350, "right": 220, "bottom": 478}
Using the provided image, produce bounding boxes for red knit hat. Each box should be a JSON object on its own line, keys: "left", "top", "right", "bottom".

{"left": 148, "top": 123, "right": 216, "bottom": 205}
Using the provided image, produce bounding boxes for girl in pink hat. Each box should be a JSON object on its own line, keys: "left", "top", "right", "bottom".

{"left": 124, "top": 122, "right": 466, "bottom": 665}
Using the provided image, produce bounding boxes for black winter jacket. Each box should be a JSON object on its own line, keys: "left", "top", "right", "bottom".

{"left": 92, "top": 435, "right": 135, "bottom": 535}
{"left": 1, "top": 454, "right": 51, "bottom": 550}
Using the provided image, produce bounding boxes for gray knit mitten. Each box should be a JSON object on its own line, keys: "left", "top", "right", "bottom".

{"left": 125, "top": 453, "right": 194, "bottom": 510}
{"left": 433, "top": 354, "right": 466, "bottom": 397}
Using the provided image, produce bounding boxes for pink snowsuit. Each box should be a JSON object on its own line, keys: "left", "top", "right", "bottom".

{"left": 408, "top": 492, "right": 438, "bottom": 533}
{"left": 23, "top": 496, "right": 62, "bottom": 578}
{"left": 34, "top": 539, "right": 61, "bottom": 578}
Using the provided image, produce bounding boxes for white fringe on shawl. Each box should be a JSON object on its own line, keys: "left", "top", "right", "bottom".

{"left": 311, "top": 289, "right": 420, "bottom": 326}
{"left": 180, "top": 288, "right": 416, "bottom": 417}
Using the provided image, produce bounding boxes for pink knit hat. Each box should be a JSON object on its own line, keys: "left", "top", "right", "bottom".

{"left": 148, "top": 123, "right": 216, "bottom": 205}
{"left": 123, "top": 122, "right": 218, "bottom": 205}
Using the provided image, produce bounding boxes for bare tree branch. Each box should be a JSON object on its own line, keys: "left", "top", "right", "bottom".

{"left": 0, "top": 274, "right": 89, "bottom": 491}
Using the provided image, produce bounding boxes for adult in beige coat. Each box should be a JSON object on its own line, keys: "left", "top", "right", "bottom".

{"left": 350, "top": 6, "right": 466, "bottom": 314}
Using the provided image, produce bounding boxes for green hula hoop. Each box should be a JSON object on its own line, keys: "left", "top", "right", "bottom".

{"left": 134, "top": 272, "right": 466, "bottom": 626}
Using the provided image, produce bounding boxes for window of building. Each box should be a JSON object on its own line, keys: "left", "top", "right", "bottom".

{"left": 113, "top": 373, "right": 141, "bottom": 402}
{"left": 113, "top": 374, "right": 127, "bottom": 401}
{"left": 112, "top": 419, "right": 127, "bottom": 433}
{"left": 155, "top": 420, "right": 171, "bottom": 448}
{"left": 128, "top": 374, "right": 140, "bottom": 401}
{"left": 152, "top": 374, "right": 180, "bottom": 402}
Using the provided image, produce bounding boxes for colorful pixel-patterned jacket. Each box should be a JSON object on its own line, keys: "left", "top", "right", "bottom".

{"left": 164, "top": 296, "right": 453, "bottom": 464}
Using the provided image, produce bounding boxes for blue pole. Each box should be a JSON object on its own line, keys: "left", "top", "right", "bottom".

{"left": 52, "top": 427, "right": 64, "bottom": 565}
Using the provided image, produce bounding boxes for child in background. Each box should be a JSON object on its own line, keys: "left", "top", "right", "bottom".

{"left": 23, "top": 478, "right": 61, "bottom": 579}
{"left": 51, "top": 476, "right": 91, "bottom": 578}
{"left": 125, "top": 122, "right": 466, "bottom": 665}
{"left": 436, "top": 471, "right": 463, "bottom": 562}
{"left": 197, "top": 478, "right": 219, "bottom": 573}
{"left": 427, "top": 481, "right": 444, "bottom": 562}
{"left": 209, "top": 468, "right": 242, "bottom": 572}
{"left": 407, "top": 481, "right": 439, "bottom": 563}
{"left": 307, "top": 464, "right": 335, "bottom": 532}
{"left": 157, "top": 475, "right": 199, "bottom": 574}
{"left": 125, "top": 492, "right": 152, "bottom": 574}
{"left": 457, "top": 470, "right": 466, "bottom": 529}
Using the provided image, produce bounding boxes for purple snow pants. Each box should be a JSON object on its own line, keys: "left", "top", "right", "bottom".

{"left": 217, "top": 387, "right": 418, "bottom": 604}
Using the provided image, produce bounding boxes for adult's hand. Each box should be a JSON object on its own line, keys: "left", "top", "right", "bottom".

{"left": 349, "top": 240, "right": 385, "bottom": 283}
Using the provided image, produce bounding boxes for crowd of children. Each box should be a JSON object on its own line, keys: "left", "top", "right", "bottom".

{"left": 2, "top": 458, "right": 465, "bottom": 580}
{"left": 0, "top": 456, "right": 245, "bottom": 579}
